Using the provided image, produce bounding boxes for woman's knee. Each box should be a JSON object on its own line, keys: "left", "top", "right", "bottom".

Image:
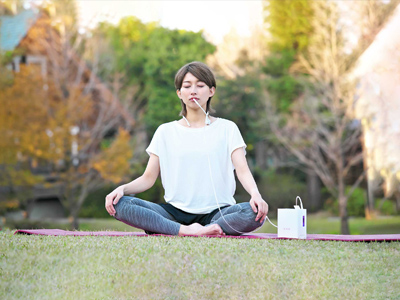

{"left": 240, "top": 202, "right": 263, "bottom": 229}
{"left": 218, "top": 203, "right": 262, "bottom": 235}
{"left": 240, "top": 202, "right": 258, "bottom": 219}
{"left": 114, "top": 196, "right": 139, "bottom": 216}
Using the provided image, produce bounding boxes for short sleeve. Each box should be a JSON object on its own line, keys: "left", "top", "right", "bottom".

{"left": 146, "top": 126, "right": 163, "bottom": 157}
{"left": 229, "top": 122, "right": 247, "bottom": 156}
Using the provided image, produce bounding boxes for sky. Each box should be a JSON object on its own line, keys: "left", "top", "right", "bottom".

{"left": 76, "top": 0, "right": 264, "bottom": 44}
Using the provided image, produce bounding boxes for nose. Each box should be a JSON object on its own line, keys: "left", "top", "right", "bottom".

{"left": 191, "top": 85, "right": 197, "bottom": 94}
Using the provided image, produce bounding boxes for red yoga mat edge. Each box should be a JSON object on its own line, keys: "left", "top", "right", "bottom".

{"left": 13, "top": 229, "right": 400, "bottom": 242}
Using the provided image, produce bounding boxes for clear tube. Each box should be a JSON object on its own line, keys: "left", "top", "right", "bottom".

{"left": 193, "top": 99, "right": 277, "bottom": 234}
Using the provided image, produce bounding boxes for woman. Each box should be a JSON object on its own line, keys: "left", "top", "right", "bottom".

{"left": 105, "top": 61, "right": 269, "bottom": 236}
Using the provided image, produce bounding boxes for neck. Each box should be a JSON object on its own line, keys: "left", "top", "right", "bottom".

{"left": 186, "top": 110, "right": 206, "bottom": 123}
{"left": 183, "top": 109, "right": 211, "bottom": 128}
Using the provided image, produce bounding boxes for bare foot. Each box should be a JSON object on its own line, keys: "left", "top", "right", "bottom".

{"left": 179, "top": 223, "right": 225, "bottom": 236}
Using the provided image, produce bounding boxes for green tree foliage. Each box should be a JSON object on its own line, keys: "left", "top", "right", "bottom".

{"left": 324, "top": 187, "right": 366, "bottom": 217}
{"left": 263, "top": 49, "right": 301, "bottom": 112}
{"left": 96, "top": 18, "right": 216, "bottom": 134}
{"left": 263, "top": 0, "right": 313, "bottom": 112}
{"left": 265, "top": 0, "right": 313, "bottom": 52}
{"left": 214, "top": 50, "right": 266, "bottom": 158}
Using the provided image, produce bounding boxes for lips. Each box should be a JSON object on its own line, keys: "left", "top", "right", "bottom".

{"left": 189, "top": 97, "right": 199, "bottom": 102}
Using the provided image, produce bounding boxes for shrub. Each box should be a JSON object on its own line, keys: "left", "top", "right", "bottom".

{"left": 135, "top": 178, "right": 164, "bottom": 203}
{"left": 324, "top": 186, "right": 366, "bottom": 217}
{"left": 5, "top": 219, "right": 58, "bottom": 230}
{"left": 235, "top": 170, "right": 307, "bottom": 216}
{"left": 375, "top": 199, "right": 397, "bottom": 216}
{"left": 79, "top": 186, "right": 114, "bottom": 218}
{"left": 79, "top": 179, "right": 165, "bottom": 219}
{"left": 0, "top": 198, "right": 20, "bottom": 215}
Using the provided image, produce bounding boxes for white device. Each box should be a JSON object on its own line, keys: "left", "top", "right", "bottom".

{"left": 277, "top": 196, "right": 307, "bottom": 239}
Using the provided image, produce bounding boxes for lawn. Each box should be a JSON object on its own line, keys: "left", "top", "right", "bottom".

{"left": 1, "top": 217, "right": 400, "bottom": 299}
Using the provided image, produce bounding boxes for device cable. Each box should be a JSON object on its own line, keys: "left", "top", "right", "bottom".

{"left": 192, "top": 99, "right": 277, "bottom": 234}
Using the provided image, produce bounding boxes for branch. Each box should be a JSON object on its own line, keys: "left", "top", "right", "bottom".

{"left": 345, "top": 171, "right": 366, "bottom": 198}
{"left": 343, "top": 152, "right": 364, "bottom": 177}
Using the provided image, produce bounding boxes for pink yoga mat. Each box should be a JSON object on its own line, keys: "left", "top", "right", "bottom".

{"left": 14, "top": 229, "right": 400, "bottom": 242}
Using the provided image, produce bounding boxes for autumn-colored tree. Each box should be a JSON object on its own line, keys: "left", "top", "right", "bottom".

{"left": 0, "top": 1, "right": 135, "bottom": 228}
{"left": 0, "top": 0, "right": 24, "bottom": 15}
{"left": 0, "top": 65, "right": 48, "bottom": 208}
{"left": 0, "top": 60, "right": 133, "bottom": 227}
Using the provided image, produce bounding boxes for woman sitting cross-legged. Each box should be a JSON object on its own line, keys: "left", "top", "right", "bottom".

{"left": 105, "top": 61, "right": 269, "bottom": 236}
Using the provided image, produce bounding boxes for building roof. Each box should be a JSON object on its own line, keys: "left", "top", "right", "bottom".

{"left": 0, "top": 9, "right": 39, "bottom": 51}
{"left": 353, "top": 4, "right": 400, "bottom": 78}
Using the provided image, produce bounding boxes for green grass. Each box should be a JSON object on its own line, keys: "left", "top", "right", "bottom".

{"left": 1, "top": 231, "right": 399, "bottom": 299}
{"left": 2, "top": 215, "right": 400, "bottom": 298}
{"left": 307, "top": 215, "right": 400, "bottom": 235}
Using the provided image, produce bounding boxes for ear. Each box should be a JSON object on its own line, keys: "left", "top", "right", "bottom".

{"left": 209, "top": 86, "right": 215, "bottom": 97}
{"left": 176, "top": 89, "right": 181, "bottom": 98}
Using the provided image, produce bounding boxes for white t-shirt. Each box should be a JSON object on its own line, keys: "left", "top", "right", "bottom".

{"left": 146, "top": 118, "right": 247, "bottom": 214}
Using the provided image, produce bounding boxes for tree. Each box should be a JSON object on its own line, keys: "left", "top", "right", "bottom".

{"left": 263, "top": 0, "right": 313, "bottom": 112}
{"left": 0, "top": 0, "right": 24, "bottom": 15}
{"left": 96, "top": 17, "right": 216, "bottom": 137}
{"left": 266, "top": 0, "right": 399, "bottom": 234}
{"left": 213, "top": 49, "right": 267, "bottom": 167}
{"left": 0, "top": 2, "right": 135, "bottom": 229}
{"left": 262, "top": 0, "right": 324, "bottom": 210}
{"left": 0, "top": 65, "right": 49, "bottom": 205}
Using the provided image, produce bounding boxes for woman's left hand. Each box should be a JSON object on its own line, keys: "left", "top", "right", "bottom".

{"left": 249, "top": 194, "right": 269, "bottom": 223}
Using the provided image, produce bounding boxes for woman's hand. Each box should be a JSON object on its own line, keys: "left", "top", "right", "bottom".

{"left": 105, "top": 186, "right": 124, "bottom": 216}
{"left": 231, "top": 148, "right": 269, "bottom": 224}
{"left": 249, "top": 194, "right": 269, "bottom": 223}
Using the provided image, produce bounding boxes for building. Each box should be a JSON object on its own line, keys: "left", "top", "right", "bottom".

{"left": 352, "top": 3, "right": 400, "bottom": 211}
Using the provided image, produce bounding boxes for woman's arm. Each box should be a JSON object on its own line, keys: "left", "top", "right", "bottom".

{"left": 105, "top": 153, "right": 160, "bottom": 216}
{"left": 122, "top": 153, "right": 160, "bottom": 194}
{"left": 231, "top": 147, "right": 268, "bottom": 223}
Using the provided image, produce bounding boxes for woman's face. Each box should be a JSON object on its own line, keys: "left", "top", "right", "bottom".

{"left": 177, "top": 72, "right": 215, "bottom": 111}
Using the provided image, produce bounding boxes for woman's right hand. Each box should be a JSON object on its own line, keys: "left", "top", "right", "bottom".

{"left": 105, "top": 186, "right": 124, "bottom": 216}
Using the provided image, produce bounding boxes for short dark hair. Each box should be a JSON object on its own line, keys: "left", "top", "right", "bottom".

{"left": 175, "top": 61, "right": 216, "bottom": 117}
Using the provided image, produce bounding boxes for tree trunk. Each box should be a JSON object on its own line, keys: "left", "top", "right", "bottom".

{"left": 307, "top": 171, "right": 321, "bottom": 212}
{"left": 338, "top": 193, "right": 350, "bottom": 235}
{"left": 338, "top": 171, "right": 350, "bottom": 235}
{"left": 395, "top": 191, "right": 400, "bottom": 213}
{"left": 67, "top": 194, "right": 80, "bottom": 230}
{"left": 336, "top": 150, "right": 350, "bottom": 235}
{"left": 255, "top": 141, "right": 267, "bottom": 169}
{"left": 69, "top": 214, "right": 79, "bottom": 230}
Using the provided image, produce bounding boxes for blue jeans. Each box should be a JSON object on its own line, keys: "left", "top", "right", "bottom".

{"left": 114, "top": 196, "right": 263, "bottom": 236}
